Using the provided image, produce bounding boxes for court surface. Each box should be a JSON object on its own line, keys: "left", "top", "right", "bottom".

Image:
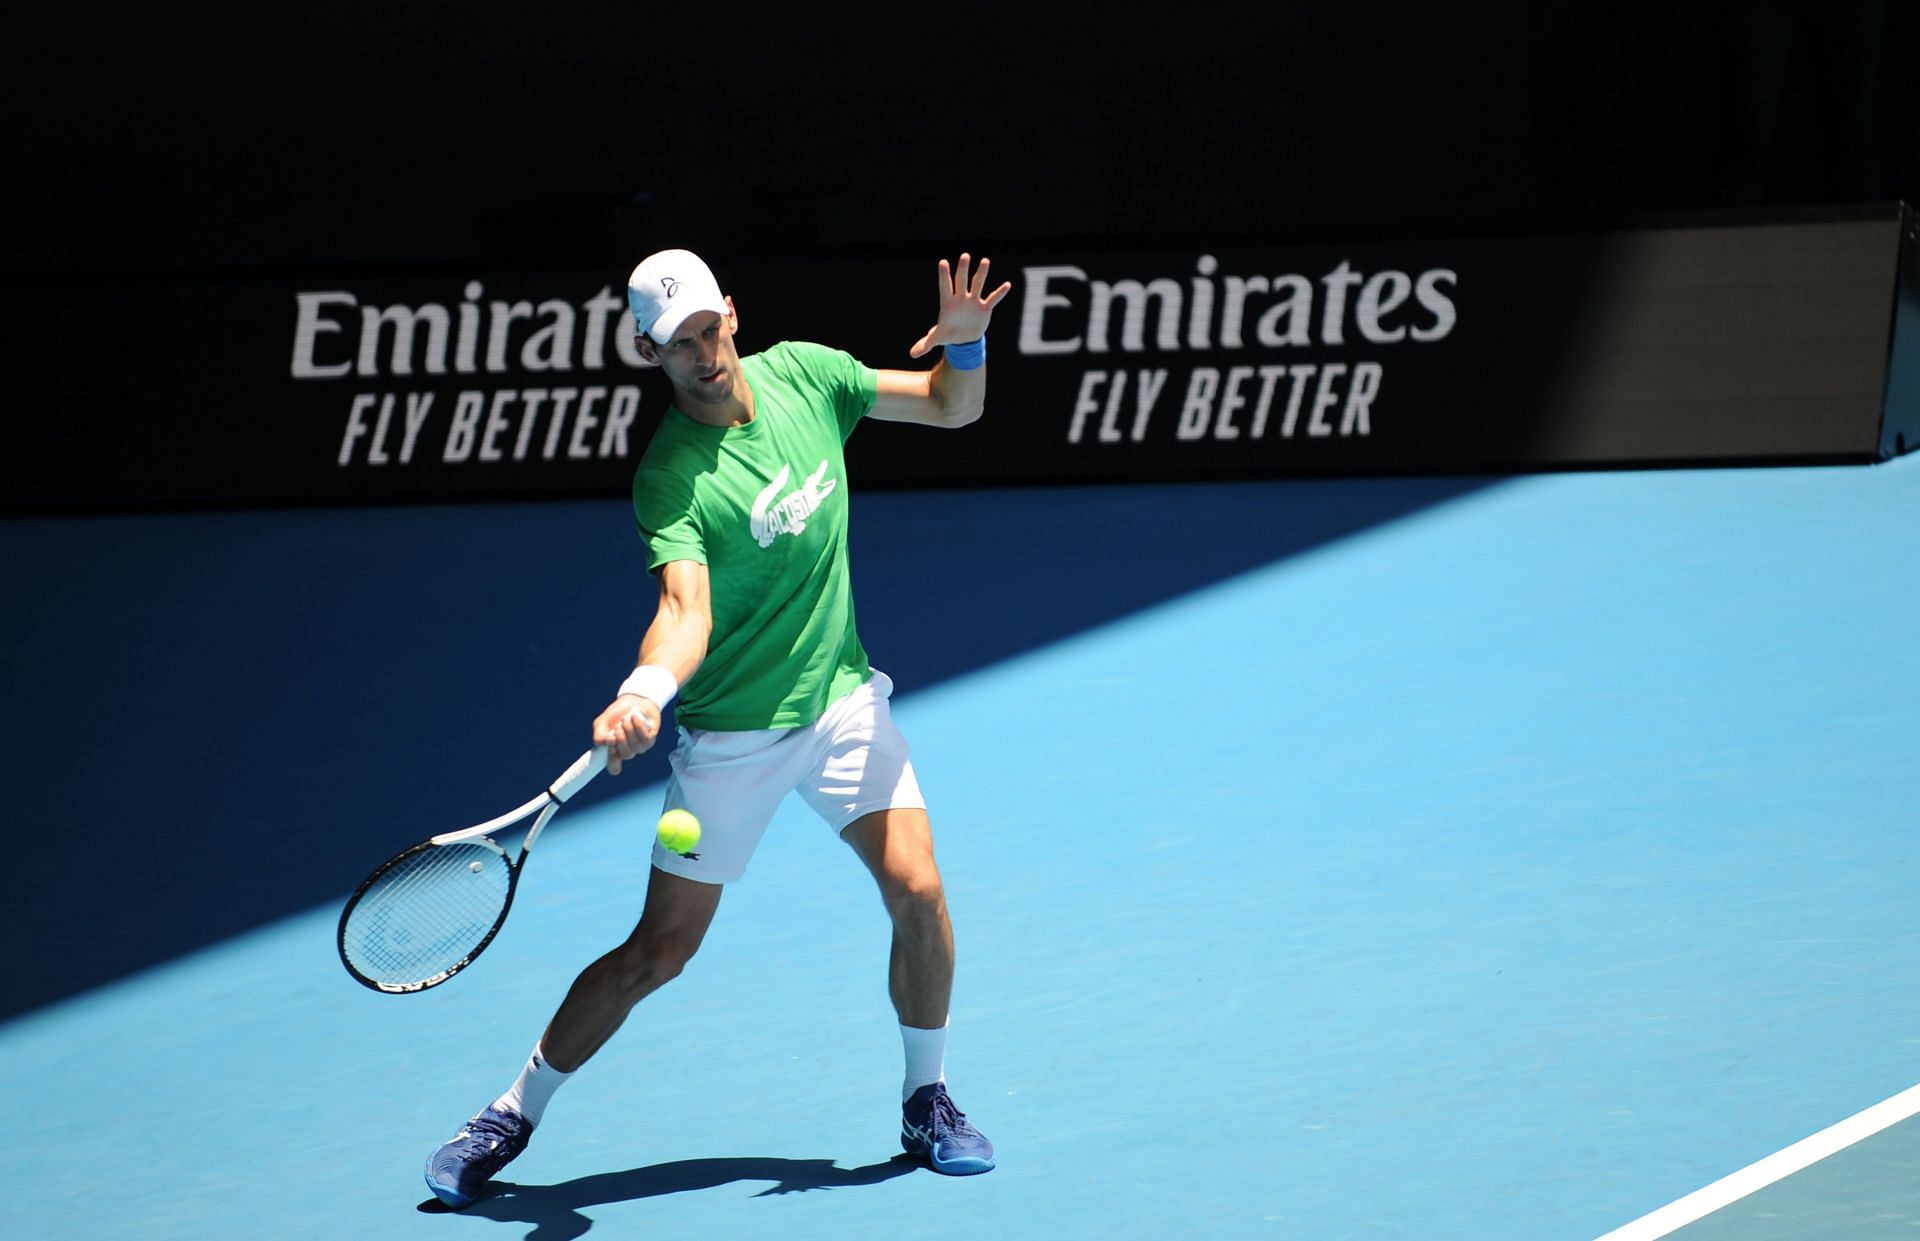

{"left": 3, "top": 455, "right": 1915, "bottom": 1240}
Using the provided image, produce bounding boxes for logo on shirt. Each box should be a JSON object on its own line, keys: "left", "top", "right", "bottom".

{"left": 750, "top": 460, "right": 837, "bottom": 548}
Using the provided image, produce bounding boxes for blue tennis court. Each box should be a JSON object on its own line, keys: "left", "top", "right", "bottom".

{"left": 3, "top": 456, "right": 1915, "bottom": 1239}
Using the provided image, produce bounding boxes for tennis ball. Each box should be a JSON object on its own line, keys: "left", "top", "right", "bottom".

{"left": 657, "top": 808, "right": 703, "bottom": 857}
{"left": 468, "top": 860, "right": 484, "bottom": 874}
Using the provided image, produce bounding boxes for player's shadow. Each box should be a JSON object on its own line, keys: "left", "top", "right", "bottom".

{"left": 418, "top": 1154, "right": 920, "bottom": 1239}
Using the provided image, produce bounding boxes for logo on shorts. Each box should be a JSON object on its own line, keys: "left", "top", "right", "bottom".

{"left": 750, "top": 460, "right": 837, "bottom": 548}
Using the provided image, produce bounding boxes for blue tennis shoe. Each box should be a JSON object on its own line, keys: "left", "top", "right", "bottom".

{"left": 901, "top": 1082, "right": 995, "bottom": 1174}
{"left": 425, "top": 1104, "right": 532, "bottom": 1207}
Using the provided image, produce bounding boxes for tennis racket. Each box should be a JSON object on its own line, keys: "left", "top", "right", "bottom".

{"left": 337, "top": 746, "right": 608, "bottom": 993}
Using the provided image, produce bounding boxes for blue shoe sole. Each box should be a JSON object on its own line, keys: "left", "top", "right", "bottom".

{"left": 425, "top": 1173, "right": 475, "bottom": 1209}
{"left": 928, "top": 1152, "right": 996, "bottom": 1175}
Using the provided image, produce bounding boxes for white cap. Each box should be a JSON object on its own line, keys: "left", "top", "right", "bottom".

{"left": 627, "top": 248, "right": 728, "bottom": 344}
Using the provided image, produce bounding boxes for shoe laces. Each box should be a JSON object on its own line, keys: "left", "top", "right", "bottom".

{"left": 459, "top": 1109, "right": 525, "bottom": 1155}
{"left": 930, "top": 1089, "right": 976, "bottom": 1138}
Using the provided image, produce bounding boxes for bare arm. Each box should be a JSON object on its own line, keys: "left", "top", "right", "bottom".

{"left": 594, "top": 558, "right": 711, "bottom": 774}
{"left": 868, "top": 253, "right": 1012, "bottom": 430}
{"left": 869, "top": 361, "right": 985, "bottom": 429}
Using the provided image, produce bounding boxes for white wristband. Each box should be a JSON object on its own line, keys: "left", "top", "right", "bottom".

{"left": 618, "top": 664, "right": 679, "bottom": 710}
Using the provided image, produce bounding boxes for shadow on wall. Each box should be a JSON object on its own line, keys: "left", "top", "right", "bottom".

{"left": 0, "top": 474, "right": 1491, "bottom": 1019}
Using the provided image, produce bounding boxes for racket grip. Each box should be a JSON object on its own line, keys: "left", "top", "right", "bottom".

{"left": 549, "top": 747, "right": 609, "bottom": 802}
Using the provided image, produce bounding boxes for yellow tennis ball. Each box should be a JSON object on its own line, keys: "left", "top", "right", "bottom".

{"left": 657, "top": 808, "right": 702, "bottom": 856}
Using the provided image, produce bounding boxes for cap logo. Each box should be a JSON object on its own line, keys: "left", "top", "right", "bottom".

{"left": 660, "top": 277, "right": 681, "bottom": 298}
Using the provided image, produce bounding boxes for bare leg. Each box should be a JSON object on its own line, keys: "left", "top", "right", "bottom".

{"left": 538, "top": 865, "right": 725, "bottom": 1073}
{"left": 842, "top": 808, "right": 953, "bottom": 1029}
{"left": 844, "top": 807, "right": 994, "bottom": 1173}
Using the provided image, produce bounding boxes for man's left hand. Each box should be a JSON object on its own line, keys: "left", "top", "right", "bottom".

{"left": 908, "top": 253, "right": 1013, "bottom": 359}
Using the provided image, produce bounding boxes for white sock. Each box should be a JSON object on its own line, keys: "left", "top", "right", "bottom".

{"left": 492, "top": 1044, "right": 573, "bottom": 1126}
{"left": 900, "top": 1021, "right": 948, "bottom": 1101}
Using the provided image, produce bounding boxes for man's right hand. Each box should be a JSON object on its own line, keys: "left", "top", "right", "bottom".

{"left": 595, "top": 693, "right": 661, "bottom": 774}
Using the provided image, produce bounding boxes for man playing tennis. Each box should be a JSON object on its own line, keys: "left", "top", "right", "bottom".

{"left": 426, "top": 248, "right": 1012, "bottom": 1207}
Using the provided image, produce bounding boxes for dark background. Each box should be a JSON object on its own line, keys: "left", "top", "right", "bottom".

{"left": 6, "top": 3, "right": 1915, "bottom": 279}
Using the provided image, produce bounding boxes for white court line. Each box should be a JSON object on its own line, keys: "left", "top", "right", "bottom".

{"left": 1594, "top": 1082, "right": 1920, "bottom": 1241}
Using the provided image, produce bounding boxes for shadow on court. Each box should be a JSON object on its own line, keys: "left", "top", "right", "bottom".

{"left": 422, "top": 1155, "right": 920, "bottom": 1238}
{"left": 1, "top": 474, "right": 1492, "bottom": 1019}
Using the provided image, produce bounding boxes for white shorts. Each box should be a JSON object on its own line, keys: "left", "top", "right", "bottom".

{"left": 653, "top": 670, "right": 925, "bottom": 884}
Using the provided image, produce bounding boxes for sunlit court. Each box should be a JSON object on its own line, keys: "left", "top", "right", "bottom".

{"left": 4, "top": 455, "right": 1917, "bottom": 1238}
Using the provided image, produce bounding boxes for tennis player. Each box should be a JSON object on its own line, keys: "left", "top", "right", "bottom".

{"left": 425, "top": 248, "right": 1012, "bottom": 1207}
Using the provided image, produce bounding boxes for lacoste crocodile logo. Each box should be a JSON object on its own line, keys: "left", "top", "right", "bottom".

{"left": 750, "top": 460, "right": 837, "bottom": 548}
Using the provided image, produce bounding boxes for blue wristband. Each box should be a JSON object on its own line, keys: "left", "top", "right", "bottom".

{"left": 943, "top": 337, "right": 986, "bottom": 371}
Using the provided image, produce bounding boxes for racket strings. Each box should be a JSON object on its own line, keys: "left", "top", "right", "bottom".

{"left": 342, "top": 841, "right": 513, "bottom": 987}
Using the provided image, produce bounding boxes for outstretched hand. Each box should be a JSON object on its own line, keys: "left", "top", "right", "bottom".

{"left": 908, "top": 254, "right": 1014, "bottom": 359}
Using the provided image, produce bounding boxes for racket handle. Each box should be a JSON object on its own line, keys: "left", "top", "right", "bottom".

{"left": 549, "top": 746, "right": 609, "bottom": 803}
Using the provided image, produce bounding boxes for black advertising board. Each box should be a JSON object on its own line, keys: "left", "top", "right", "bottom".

{"left": 1883, "top": 206, "right": 1920, "bottom": 462}
{"left": 8, "top": 206, "right": 1914, "bottom": 515}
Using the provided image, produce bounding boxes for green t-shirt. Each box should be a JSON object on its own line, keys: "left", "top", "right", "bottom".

{"left": 631, "top": 340, "right": 878, "bottom": 731}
